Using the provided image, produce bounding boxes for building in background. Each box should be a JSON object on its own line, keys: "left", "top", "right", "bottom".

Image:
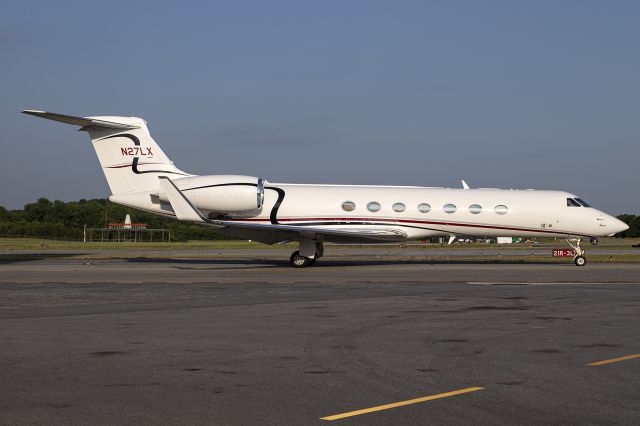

{"left": 84, "top": 214, "right": 170, "bottom": 243}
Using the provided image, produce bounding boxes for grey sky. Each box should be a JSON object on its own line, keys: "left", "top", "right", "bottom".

{"left": 1, "top": 0, "right": 639, "bottom": 214}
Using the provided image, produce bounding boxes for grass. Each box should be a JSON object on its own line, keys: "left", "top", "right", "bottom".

{"left": 0, "top": 237, "right": 638, "bottom": 251}
{"left": 0, "top": 238, "right": 292, "bottom": 251}
{"left": 1, "top": 237, "right": 639, "bottom": 263}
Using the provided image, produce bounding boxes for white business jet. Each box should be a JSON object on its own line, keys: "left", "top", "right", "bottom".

{"left": 23, "top": 110, "right": 628, "bottom": 267}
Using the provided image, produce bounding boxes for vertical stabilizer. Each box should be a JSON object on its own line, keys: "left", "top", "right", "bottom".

{"left": 22, "top": 110, "right": 192, "bottom": 195}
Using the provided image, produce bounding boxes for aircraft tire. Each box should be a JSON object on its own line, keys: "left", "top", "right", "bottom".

{"left": 574, "top": 255, "right": 587, "bottom": 266}
{"left": 290, "top": 251, "right": 312, "bottom": 268}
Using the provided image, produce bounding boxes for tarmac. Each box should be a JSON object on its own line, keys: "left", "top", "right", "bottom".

{"left": 1, "top": 253, "right": 639, "bottom": 424}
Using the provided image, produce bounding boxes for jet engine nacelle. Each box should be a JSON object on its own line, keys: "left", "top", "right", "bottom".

{"left": 160, "top": 175, "right": 265, "bottom": 213}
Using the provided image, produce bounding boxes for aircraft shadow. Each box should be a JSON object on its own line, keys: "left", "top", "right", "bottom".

{"left": 125, "top": 257, "right": 285, "bottom": 266}
{"left": 0, "top": 253, "right": 82, "bottom": 264}
{"left": 0, "top": 254, "right": 564, "bottom": 267}
{"left": 124, "top": 257, "right": 562, "bottom": 267}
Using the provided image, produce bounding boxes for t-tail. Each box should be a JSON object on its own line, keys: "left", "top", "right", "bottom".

{"left": 22, "top": 110, "right": 191, "bottom": 195}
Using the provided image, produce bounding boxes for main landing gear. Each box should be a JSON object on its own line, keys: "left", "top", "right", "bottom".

{"left": 567, "top": 238, "right": 587, "bottom": 266}
{"left": 290, "top": 239, "right": 324, "bottom": 268}
{"left": 290, "top": 251, "right": 316, "bottom": 267}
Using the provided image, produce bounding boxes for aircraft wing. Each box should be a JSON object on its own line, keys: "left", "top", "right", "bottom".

{"left": 211, "top": 221, "right": 408, "bottom": 244}
{"left": 158, "top": 176, "right": 407, "bottom": 244}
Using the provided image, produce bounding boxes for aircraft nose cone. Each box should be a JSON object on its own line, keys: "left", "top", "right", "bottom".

{"left": 610, "top": 217, "right": 629, "bottom": 235}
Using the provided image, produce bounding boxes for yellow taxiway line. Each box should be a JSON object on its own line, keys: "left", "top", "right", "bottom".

{"left": 588, "top": 353, "right": 640, "bottom": 366}
{"left": 320, "top": 387, "right": 484, "bottom": 421}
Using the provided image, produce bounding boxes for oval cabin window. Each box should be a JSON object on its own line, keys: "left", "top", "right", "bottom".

{"left": 392, "top": 203, "right": 406, "bottom": 212}
{"left": 443, "top": 204, "right": 457, "bottom": 214}
{"left": 469, "top": 204, "right": 482, "bottom": 214}
{"left": 342, "top": 201, "right": 356, "bottom": 212}
{"left": 417, "top": 203, "right": 431, "bottom": 213}
{"left": 494, "top": 205, "right": 509, "bottom": 215}
{"left": 367, "top": 202, "right": 381, "bottom": 212}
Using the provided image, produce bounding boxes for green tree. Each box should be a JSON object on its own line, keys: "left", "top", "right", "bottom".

{"left": 0, "top": 198, "right": 238, "bottom": 240}
{"left": 616, "top": 214, "right": 640, "bottom": 238}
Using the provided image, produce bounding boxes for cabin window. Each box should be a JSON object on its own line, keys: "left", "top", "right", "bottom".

{"left": 342, "top": 201, "right": 356, "bottom": 212}
{"left": 575, "top": 198, "right": 591, "bottom": 207}
{"left": 417, "top": 203, "right": 431, "bottom": 213}
{"left": 494, "top": 205, "right": 509, "bottom": 215}
{"left": 392, "top": 203, "right": 406, "bottom": 212}
{"left": 443, "top": 204, "right": 457, "bottom": 214}
{"left": 367, "top": 201, "right": 381, "bottom": 212}
{"left": 567, "top": 198, "right": 581, "bottom": 207}
{"left": 469, "top": 204, "right": 482, "bottom": 214}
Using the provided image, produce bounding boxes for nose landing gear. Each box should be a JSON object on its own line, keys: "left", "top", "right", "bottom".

{"left": 567, "top": 238, "right": 587, "bottom": 266}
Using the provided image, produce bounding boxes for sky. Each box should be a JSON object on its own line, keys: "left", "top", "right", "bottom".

{"left": 1, "top": 0, "right": 639, "bottom": 214}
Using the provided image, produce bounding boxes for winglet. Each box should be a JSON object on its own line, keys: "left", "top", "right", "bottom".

{"left": 461, "top": 179, "right": 470, "bottom": 189}
{"left": 158, "top": 177, "right": 206, "bottom": 223}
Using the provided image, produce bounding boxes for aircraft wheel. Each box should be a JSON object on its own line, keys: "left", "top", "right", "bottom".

{"left": 574, "top": 255, "right": 587, "bottom": 266}
{"left": 290, "top": 251, "right": 312, "bottom": 268}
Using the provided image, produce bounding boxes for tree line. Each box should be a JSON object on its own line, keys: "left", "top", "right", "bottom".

{"left": 0, "top": 198, "right": 230, "bottom": 241}
{"left": 615, "top": 214, "right": 640, "bottom": 238}
{"left": 0, "top": 198, "right": 638, "bottom": 241}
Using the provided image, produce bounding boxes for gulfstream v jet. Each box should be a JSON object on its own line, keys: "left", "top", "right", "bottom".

{"left": 23, "top": 110, "right": 628, "bottom": 267}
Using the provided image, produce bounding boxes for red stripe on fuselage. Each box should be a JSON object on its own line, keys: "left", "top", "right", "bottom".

{"left": 226, "top": 216, "right": 588, "bottom": 237}
{"left": 107, "top": 162, "right": 165, "bottom": 169}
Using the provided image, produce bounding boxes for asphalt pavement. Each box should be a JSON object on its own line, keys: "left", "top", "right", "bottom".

{"left": 1, "top": 257, "right": 639, "bottom": 425}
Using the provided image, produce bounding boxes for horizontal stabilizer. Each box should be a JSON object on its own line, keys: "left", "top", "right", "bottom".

{"left": 22, "top": 110, "right": 139, "bottom": 130}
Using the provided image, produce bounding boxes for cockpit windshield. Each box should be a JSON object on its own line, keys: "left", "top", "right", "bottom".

{"left": 575, "top": 198, "right": 591, "bottom": 207}
{"left": 567, "top": 197, "right": 592, "bottom": 207}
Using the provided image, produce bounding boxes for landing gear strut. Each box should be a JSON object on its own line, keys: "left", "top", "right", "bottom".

{"left": 567, "top": 238, "right": 586, "bottom": 266}
{"left": 289, "top": 240, "right": 323, "bottom": 268}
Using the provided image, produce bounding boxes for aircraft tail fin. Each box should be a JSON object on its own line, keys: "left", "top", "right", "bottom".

{"left": 22, "top": 110, "right": 191, "bottom": 195}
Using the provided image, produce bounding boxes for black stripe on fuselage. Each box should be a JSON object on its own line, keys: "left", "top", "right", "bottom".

{"left": 131, "top": 157, "right": 189, "bottom": 176}
{"left": 182, "top": 183, "right": 257, "bottom": 192}
{"left": 101, "top": 133, "right": 141, "bottom": 146}
{"left": 99, "top": 133, "right": 188, "bottom": 176}
{"left": 180, "top": 183, "right": 286, "bottom": 225}
{"left": 267, "top": 187, "right": 285, "bottom": 224}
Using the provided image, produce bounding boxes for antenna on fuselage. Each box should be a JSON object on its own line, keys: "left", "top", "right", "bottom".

{"left": 461, "top": 179, "right": 470, "bottom": 189}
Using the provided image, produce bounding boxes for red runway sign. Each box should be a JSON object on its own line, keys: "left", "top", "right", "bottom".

{"left": 552, "top": 249, "right": 576, "bottom": 258}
